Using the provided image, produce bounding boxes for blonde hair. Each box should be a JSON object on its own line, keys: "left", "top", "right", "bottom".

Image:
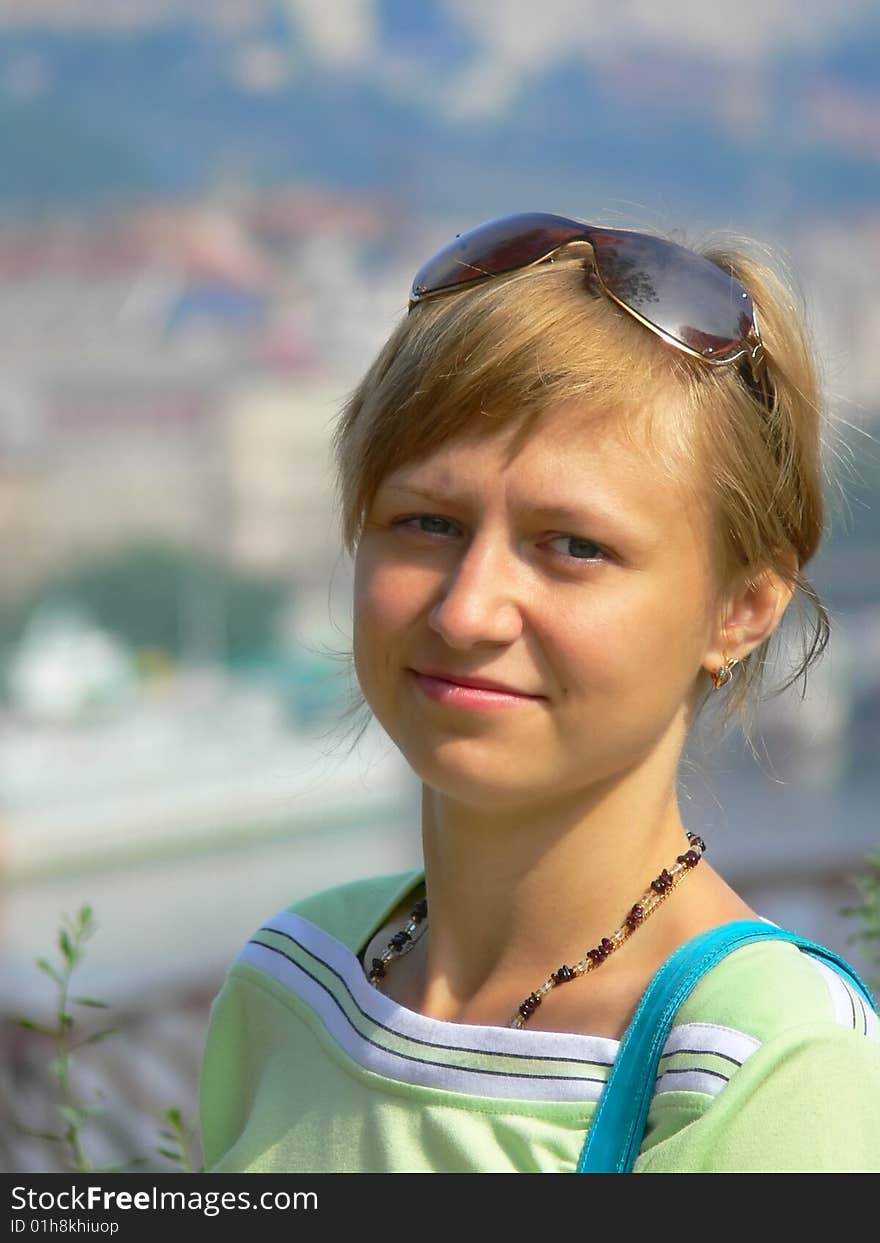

{"left": 330, "top": 232, "right": 831, "bottom": 746}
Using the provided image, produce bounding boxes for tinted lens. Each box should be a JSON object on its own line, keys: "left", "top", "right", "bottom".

{"left": 410, "top": 213, "right": 756, "bottom": 364}
{"left": 590, "top": 231, "right": 754, "bottom": 360}
{"left": 410, "top": 212, "right": 586, "bottom": 302}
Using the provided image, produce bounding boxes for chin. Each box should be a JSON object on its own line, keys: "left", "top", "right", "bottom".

{"left": 400, "top": 735, "right": 568, "bottom": 810}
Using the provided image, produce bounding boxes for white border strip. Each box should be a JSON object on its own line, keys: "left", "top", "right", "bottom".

{"left": 240, "top": 940, "right": 608, "bottom": 1102}
{"left": 239, "top": 912, "right": 772, "bottom": 1104}
{"left": 255, "top": 909, "right": 622, "bottom": 1065}
{"left": 808, "top": 957, "right": 879, "bottom": 1038}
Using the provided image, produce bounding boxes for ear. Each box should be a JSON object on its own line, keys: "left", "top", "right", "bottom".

{"left": 703, "top": 559, "right": 796, "bottom": 676}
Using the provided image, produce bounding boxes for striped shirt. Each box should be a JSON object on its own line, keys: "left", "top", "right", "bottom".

{"left": 199, "top": 869, "right": 880, "bottom": 1173}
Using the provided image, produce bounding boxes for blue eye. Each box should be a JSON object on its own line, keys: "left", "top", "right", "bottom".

{"left": 393, "top": 516, "right": 608, "bottom": 565}
{"left": 396, "top": 515, "right": 457, "bottom": 536}
{"left": 547, "top": 535, "right": 606, "bottom": 562}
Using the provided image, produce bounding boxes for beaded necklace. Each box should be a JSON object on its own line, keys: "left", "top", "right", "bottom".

{"left": 366, "top": 832, "right": 706, "bottom": 1028}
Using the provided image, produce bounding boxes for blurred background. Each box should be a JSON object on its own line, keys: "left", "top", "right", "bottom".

{"left": 1, "top": 0, "right": 878, "bottom": 1173}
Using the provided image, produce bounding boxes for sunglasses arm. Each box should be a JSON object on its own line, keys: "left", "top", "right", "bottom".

{"left": 739, "top": 334, "right": 775, "bottom": 412}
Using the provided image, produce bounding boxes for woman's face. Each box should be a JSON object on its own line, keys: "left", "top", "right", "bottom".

{"left": 352, "top": 398, "right": 720, "bottom": 810}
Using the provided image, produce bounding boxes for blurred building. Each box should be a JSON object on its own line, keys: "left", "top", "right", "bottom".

{"left": 221, "top": 379, "right": 345, "bottom": 581}
{"left": 0, "top": 192, "right": 409, "bottom": 601}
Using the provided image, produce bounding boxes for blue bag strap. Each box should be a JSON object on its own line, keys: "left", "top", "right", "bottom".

{"left": 576, "top": 919, "right": 878, "bottom": 1174}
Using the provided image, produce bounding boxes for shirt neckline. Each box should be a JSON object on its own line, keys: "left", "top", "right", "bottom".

{"left": 254, "top": 904, "right": 626, "bottom": 1063}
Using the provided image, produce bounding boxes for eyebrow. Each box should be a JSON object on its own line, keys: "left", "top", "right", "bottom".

{"left": 379, "top": 483, "right": 653, "bottom": 541}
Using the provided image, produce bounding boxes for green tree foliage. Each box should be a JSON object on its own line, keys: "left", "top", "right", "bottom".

{"left": 842, "top": 852, "right": 880, "bottom": 994}
{"left": 0, "top": 540, "right": 288, "bottom": 668}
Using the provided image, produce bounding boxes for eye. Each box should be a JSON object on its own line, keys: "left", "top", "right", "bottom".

{"left": 545, "top": 534, "right": 609, "bottom": 563}
{"left": 392, "top": 514, "right": 459, "bottom": 537}
{"left": 393, "top": 516, "right": 609, "bottom": 565}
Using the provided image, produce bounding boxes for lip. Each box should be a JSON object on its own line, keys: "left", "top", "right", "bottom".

{"left": 409, "top": 667, "right": 543, "bottom": 699}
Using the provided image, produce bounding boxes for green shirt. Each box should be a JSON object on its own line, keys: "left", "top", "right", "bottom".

{"left": 199, "top": 869, "right": 880, "bottom": 1173}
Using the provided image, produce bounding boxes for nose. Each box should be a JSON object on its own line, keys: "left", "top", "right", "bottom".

{"left": 427, "top": 532, "right": 524, "bottom": 650}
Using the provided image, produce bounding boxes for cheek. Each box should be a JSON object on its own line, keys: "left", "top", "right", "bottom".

{"left": 549, "top": 579, "right": 701, "bottom": 700}
{"left": 352, "top": 550, "right": 431, "bottom": 685}
{"left": 546, "top": 596, "right": 635, "bottom": 695}
{"left": 355, "top": 556, "right": 419, "bottom": 637}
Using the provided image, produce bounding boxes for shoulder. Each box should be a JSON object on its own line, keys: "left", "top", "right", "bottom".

{"left": 674, "top": 936, "right": 878, "bottom": 1043}
{"left": 201, "top": 868, "right": 425, "bottom": 1088}
{"left": 641, "top": 1017, "right": 880, "bottom": 1172}
{"left": 254, "top": 867, "right": 426, "bottom": 956}
{"left": 639, "top": 940, "right": 880, "bottom": 1171}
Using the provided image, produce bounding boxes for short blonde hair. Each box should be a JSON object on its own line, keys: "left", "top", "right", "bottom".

{"left": 331, "top": 233, "right": 831, "bottom": 741}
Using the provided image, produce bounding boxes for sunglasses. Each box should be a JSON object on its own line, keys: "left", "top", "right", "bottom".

{"left": 409, "top": 211, "right": 772, "bottom": 407}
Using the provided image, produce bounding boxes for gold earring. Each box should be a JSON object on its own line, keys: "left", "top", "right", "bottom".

{"left": 711, "top": 657, "right": 740, "bottom": 690}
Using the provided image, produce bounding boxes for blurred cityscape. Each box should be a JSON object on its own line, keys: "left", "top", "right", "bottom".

{"left": 1, "top": 2, "right": 879, "bottom": 1173}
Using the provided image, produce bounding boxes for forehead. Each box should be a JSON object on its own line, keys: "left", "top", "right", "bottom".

{"left": 379, "top": 397, "right": 702, "bottom": 532}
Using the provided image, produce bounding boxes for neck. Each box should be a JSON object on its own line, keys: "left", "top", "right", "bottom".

{"left": 414, "top": 742, "right": 697, "bottom": 1022}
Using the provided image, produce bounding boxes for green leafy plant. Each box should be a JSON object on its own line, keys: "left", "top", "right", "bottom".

{"left": 842, "top": 851, "right": 880, "bottom": 995}
{"left": 14, "top": 904, "right": 197, "bottom": 1173}
{"left": 15, "top": 905, "right": 115, "bottom": 1171}
{"left": 157, "top": 1107, "right": 194, "bottom": 1173}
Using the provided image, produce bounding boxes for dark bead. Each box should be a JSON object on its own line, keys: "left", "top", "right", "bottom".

{"left": 651, "top": 878, "right": 664, "bottom": 894}
{"left": 390, "top": 930, "right": 411, "bottom": 949}
{"left": 412, "top": 899, "right": 428, "bottom": 921}
{"left": 688, "top": 834, "right": 706, "bottom": 853}
{"left": 368, "top": 959, "right": 386, "bottom": 980}
{"left": 600, "top": 938, "right": 614, "bottom": 955}
{"left": 682, "top": 849, "right": 700, "bottom": 867}
{"left": 518, "top": 992, "right": 541, "bottom": 1018}
{"left": 552, "top": 964, "right": 576, "bottom": 983}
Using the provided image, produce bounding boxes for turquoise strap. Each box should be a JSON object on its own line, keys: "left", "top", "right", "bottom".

{"left": 576, "top": 920, "right": 878, "bottom": 1174}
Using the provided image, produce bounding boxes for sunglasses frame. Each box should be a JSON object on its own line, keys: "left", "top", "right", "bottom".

{"left": 408, "top": 212, "right": 773, "bottom": 408}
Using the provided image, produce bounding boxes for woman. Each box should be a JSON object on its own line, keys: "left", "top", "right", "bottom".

{"left": 199, "top": 212, "right": 880, "bottom": 1173}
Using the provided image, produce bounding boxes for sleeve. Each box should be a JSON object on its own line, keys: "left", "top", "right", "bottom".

{"left": 198, "top": 973, "right": 252, "bottom": 1172}
{"left": 197, "top": 871, "right": 423, "bottom": 1171}
{"left": 198, "top": 969, "right": 289, "bottom": 1173}
{"left": 636, "top": 1022, "right": 880, "bottom": 1173}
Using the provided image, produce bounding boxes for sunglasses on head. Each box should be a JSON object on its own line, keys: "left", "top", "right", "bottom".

{"left": 409, "top": 211, "right": 773, "bottom": 409}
